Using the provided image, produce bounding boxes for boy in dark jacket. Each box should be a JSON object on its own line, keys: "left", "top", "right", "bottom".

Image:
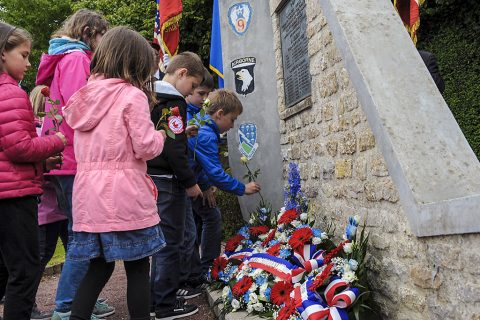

{"left": 187, "top": 89, "right": 260, "bottom": 277}
{"left": 147, "top": 51, "right": 204, "bottom": 320}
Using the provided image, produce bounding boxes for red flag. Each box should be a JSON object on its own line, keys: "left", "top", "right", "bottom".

{"left": 159, "top": 0, "right": 182, "bottom": 58}
{"left": 394, "top": 0, "right": 424, "bottom": 45}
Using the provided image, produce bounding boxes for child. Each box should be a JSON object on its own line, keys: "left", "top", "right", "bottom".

{"left": 0, "top": 22, "right": 66, "bottom": 320}
{"left": 29, "top": 85, "right": 69, "bottom": 320}
{"left": 147, "top": 52, "right": 204, "bottom": 320}
{"left": 178, "top": 69, "right": 215, "bottom": 291}
{"left": 62, "top": 26, "right": 166, "bottom": 320}
{"left": 35, "top": 9, "right": 114, "bottom": 319}
{"left": 187, "top": 89, "right": 260, "bottom": 274}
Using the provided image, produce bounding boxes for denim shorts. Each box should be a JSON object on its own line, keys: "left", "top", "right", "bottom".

{"left": 67, "top": 224, "right": 166, "bottom": 262}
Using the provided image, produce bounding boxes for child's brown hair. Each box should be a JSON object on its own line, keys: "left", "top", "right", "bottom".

{"left": 90, "top": 27, "right": 157, "bottom": 101}
{"left": 201, "top": 68, "right": 214, "bottom": 90}
{"left": 165, "top": 51, "right": 204, "bottom": 79}
{"left": 0, "top": 22, "right": 32, "bottom": 71}
{"left": 29, "top": 85, "right": 47, "bottom": 115}
{"left": 206, "top": 89, "right": 243, "bottom": 116}
{"left": 53, "top": 9, "right": 108, "bottom": 50}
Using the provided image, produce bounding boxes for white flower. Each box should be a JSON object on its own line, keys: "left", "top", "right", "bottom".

{"left": 246, "top": 304, "right": 253, "bottom": 313}
{"left": 277, "top": 232, "right": 288, "bottom": 243}
{"left": 249, "top": 283, "right": 258, "bottom": 292}
{"left": 321, "top": 232, "right": 328, "bottom": 240}
{"left": 312, "top": 237, "right": 322, "bottom": 245}
{"left": 249, "top": 292, "right": 258, "bottom": 304}
{"left": 342, "top": 270, "right": 357, "bottom": 283}
{"left": 222, "top": 286, "right": 231, "bottom": 300}
{"left": 253, "top": 302, "right": 265, "bottom": 312}
{"left": 252, "top": 268, "right": 263, "bottom": 278}
{"left": 343, "top": 242, "right": 353, "bottom": 254}
{"left": 291, "top": 220, "right": 301, "bottom": 228}
{"left": 259, "top": 283, "right": 269, "bottom": 296}
{"left": 300, "top": 213, "right": 308, "bottom": 221}
{"left": 258, "top": 233, "right": 268, "bottom": 240}
{"left": 231, "top": 299, "right": 240, "bottom": 310}
{"left": 353, "top": 215, "right": 360, "bottom": 224}
{"left": 249, "top": 218, "right": 254, "bottom": 224}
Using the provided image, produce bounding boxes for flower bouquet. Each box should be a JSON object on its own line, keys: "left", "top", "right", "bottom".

{"left": 209, "top": 162, "right": 376, "bottom": 320}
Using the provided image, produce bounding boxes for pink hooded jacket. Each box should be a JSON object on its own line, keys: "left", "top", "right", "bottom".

{"left": 0, "top": 73, "right": 65, "bottom": 199}
{"left": 63, "top": 76, "right": 165, "bottom": 232}
{"left": 36, "top": 50, "right": 92, "bottom": 175}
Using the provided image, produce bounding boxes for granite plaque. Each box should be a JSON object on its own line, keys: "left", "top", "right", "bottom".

{"left": 279, "top": 0, "right": 311, "bottom": 107}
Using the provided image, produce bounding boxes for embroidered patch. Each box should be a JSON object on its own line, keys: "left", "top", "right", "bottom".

{"left": 238, "top": 122, "right": 258, "bottom": 160}
{"left": 168, "top": 116, "right": 184, "bottom": 134}
{"left": 231, "top": 57, "right": 256, "bottom": 95}
{"left": 228, "top": 2, "right": 252, "bottom": 36}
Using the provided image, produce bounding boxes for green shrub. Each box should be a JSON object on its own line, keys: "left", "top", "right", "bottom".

{"left": 419, "top": 1, "right": 480, "bottom": 158}
{"left": 216, "top": 189, "right": 244, "bottom": 240}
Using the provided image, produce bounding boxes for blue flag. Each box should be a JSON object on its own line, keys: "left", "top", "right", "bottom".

{"left": 209, "top": 0, "right": 224, "bottom": 88}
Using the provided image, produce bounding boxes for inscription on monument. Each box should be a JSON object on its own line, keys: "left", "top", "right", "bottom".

{"left": 279, "top": 0, "right": 311, "bottom": 108}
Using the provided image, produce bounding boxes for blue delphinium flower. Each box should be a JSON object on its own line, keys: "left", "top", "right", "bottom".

{"left": 239, "top": 226, "right": 250, "bottom": 238}
{"left": 255, "top": 275, "right": 267, "bottom": 286}
{"left": 312, "top": 228, "right": 323, "bottom": 238}
{"left": 264, "top": 287, "right": 271, "bottom": 301}
{"left": 349, "top": 259, "right": 359, "bottom": 271}
{"left": 268, "top": 240, "right": 279, "bottom": 246}
{"left": 344, "top": 216, "right": 359, "bottom": 240}
{"left": 243, "top": 292, "right": 250, "bottom": 304}
{"left": 288, "top": 162, "right": 301, "bottom": 197}
{"left": 279, "top": 249, "right": 290, "bottom": 259}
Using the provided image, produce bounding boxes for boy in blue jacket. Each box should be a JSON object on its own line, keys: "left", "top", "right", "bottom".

{"left": 178, "top": 69, "right": 215, "bottom": 292}
{"left": 187, "top": 89, "right": 260, "bottom": 276}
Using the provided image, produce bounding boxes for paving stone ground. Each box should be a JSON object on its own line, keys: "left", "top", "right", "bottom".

{"left": 0, "top": 262, "right": 216, "bottom": 320}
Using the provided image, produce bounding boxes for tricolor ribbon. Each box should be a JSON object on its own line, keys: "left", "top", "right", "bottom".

{"left": 239, "top": 253, "right": 305, "bottom": 283}
{"left": 291, "top": 276, "right": 359, "bottom": 320}
{"left": 223, "top": 248, "right": 253, "bottom": 261}
{"left": 292, "top": 244, "right": 325, "bottom": 272}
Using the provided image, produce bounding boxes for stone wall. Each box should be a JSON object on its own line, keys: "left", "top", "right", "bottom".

{"left": 269, "top": 0, "right": 480, "bottom": 319}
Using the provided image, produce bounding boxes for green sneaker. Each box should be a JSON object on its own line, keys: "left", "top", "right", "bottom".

{"left": 93, "top": 300, "right": 115, "bottom": 318}
{"left": 51, "top": 310, "right": 100, "bottom": 320}
{"left": 51, "top": 311, "right": 70, "bottom": 320}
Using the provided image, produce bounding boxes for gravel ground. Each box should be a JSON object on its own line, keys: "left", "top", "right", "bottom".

{"left": 0, "top": 262, "right": 216, "bottom": 320}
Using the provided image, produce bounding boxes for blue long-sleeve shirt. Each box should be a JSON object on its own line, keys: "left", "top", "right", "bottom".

{"left": 188, "top": 114, "right": 245, "bottom": 195}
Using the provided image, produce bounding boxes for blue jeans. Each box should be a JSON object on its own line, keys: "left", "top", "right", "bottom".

{"left": 191, "top": 197, "right": 222, "bottom": 274}
{"left": 52, "top": 175, "right": 91, "bottom": 313}
{"left": 179, "top": 198, "right": 202, "bottom": 285}
{"left": 150, "top": 176, "right": 186, "bottom": 311}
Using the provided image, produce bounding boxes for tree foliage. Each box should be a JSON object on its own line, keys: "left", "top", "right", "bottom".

{"left": 418, "top": 0, "right": 480, "bottom": 158}
{"left": 0, "top": 0, "right": 72, "bottom": 88}
{"left": 180, "top": 0, "right": 213, "bottom": 65}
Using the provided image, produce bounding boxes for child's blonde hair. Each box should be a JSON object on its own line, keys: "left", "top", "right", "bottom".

{"left": 206, "top": 89, "right": 243, "bottom": 116}
{"left": 29, "top": 85, "right": 47, "bottom": 115}
{"left": 0, "top": 22, "right": 32, "bottom": 71}
{"left": 90, "top": 27, "right": 156, "bottom": 101}
{"left": 53, "top": 9, "right": 108, "bottom": 49}
{"left": 165, "top": 52, "right": 205, "bottom": 79}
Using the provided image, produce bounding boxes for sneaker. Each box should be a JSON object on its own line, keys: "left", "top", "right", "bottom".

{"left": 155, "top": 299, "right": 198, "bottom": 320}
{"left": 93, "top": 300, "right": 115, "bottom": 318}
{"left": 31, "top": 304, "right": 53, "bottom": 320}
{"left": 51, "top": 310, "right": 101, "bottom": 320}
{"left": 175, "top": 287, "right": 202, "bottom": 300}
{"left": 51, "top": 311, "right": 71, "bottom": 320}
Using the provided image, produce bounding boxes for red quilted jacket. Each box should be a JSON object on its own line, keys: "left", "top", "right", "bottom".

{"left": 0, "top": 73, "right": 65, "bottom": 200}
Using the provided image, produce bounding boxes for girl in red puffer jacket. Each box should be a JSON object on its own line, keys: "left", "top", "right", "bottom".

{"left": 0, "top": 22, "right": 66, "bottom": 320}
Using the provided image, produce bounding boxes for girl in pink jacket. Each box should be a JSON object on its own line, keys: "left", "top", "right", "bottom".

{"left": 0, "top": 23, "right": 66, "bottom": 320}
{"left": 63, "top": 27, "right": 166, "bottom": 320}
{"left": 35, "top": 9, "right": 113, "bottom": 318}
